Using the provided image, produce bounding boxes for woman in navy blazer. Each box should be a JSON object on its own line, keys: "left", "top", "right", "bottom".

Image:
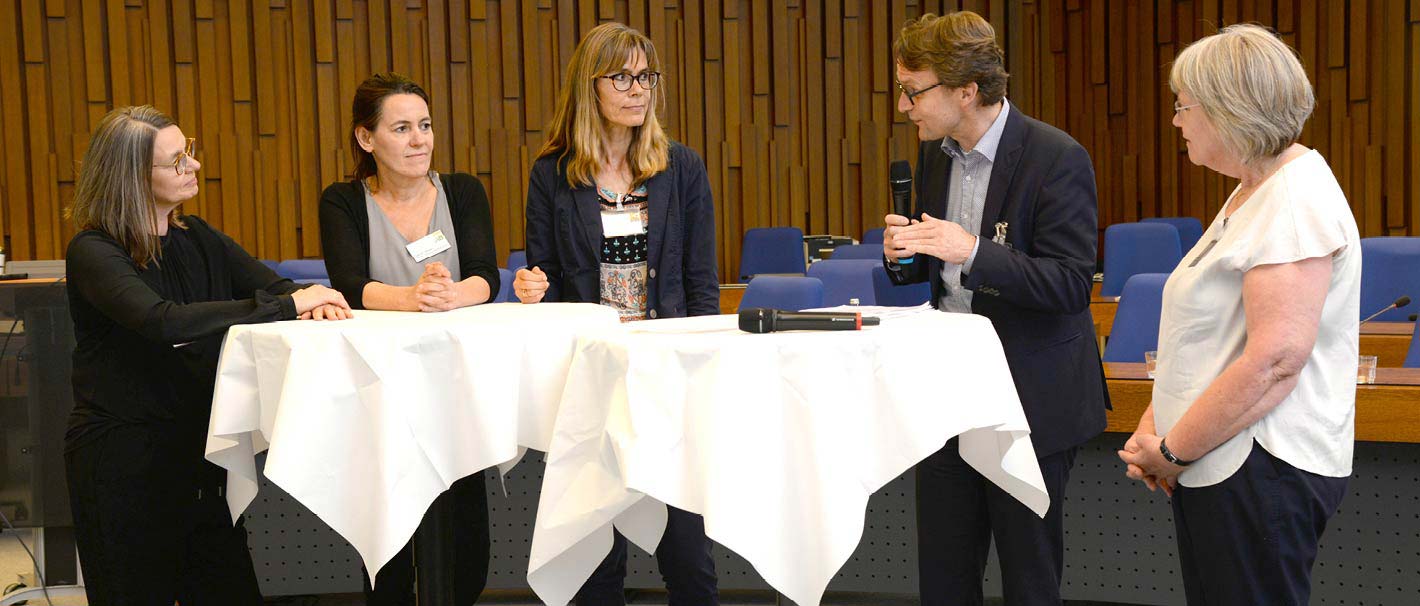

{"left": 512, "top": 21, "right": 719, "bottom": 606}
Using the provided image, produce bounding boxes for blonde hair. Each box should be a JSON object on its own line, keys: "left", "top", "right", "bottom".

{"left": 1171, "top": 23, "right": 1314, "bottom": 166}
{"left": 894, "top": 11, "right": 1008, "bottom": 106}
{"left": 539, "top": 22, "right": 669, "bottom": 189}
{"left": 68, "top": 105, "right": 186, "bottom": 268}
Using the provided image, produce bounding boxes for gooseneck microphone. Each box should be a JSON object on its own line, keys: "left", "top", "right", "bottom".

{"left": 889, "top": 160, "right": 914, "bottom": 265}
{"left": 1360, "top": 295, "right": 1411, "bottom": 326}
{"left": 738, "top": 308, "right": 881, "bottom": 334}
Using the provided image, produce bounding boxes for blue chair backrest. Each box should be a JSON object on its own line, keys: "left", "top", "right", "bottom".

{"left": 259, "top": 259, "right": 279, "bottom": 271}
{"left": 493, "top": 268, "right": 514, "bottom": 303}
{"left": 739, "top": 227, "right": 806, "bottom": 281}
{"left": 1102, "top": 223, "right": 1182, "bottom": 297}
{"left": 1102, "top": 273, "right": 1169, "bottom": 363}
{"left": 737, "top": 275, "right": 824, "bottom": 312}
{"left": 1405, "top": 320, "right": 1420, "bottom": 368}
{"left": 807, "top": 260, "right": 879, "bottom": 306}
{"left": 830, "top": 244, "right": 884, "bottom": 260}
{"left": 506, "top": 250, "right": 527, "bottom": 271}
{"left": 862, "top": 227, "right": 885, "bottom": 244}
{"left": 1360, "top": 237, "right": 1420, "bottom": 322}
{"left": 870, "top": 265, "right": 931, "bottom": 307}
{"left": 277, "top": 259, "right": 328, "bottom": 280}
{"left": 1143, "top": 217, "right": 1204, "bottom": 255}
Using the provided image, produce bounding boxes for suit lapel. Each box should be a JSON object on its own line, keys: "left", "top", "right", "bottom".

{"left": 979, "top": 109, "right": 1027, "bottom": 238}
{"left": 645, "top": 166, "right": 671, "bottom": 275}
{"left": 573, "top": 185, "right": 604, "bottom": 262}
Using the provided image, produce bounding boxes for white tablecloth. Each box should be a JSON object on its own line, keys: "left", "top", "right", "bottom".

{"left": 527, "top": 310, "right": 1048, "bottom": 606}
{"left": 203, "top": 302, "right": 620, "bottom": 577}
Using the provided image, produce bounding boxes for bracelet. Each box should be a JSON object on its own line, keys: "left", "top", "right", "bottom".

{"left": 1159, "top": 437, "right": 1194, "bottom": 467}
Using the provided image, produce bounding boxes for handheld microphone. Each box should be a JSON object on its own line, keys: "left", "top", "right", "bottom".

{"left": 889, "top": 160, "right": 914, "bottom": 265}
{"left": 738, "top": 308, "right": 881, "bottom": 334}
{"left": 1360, "top": 295, "right": 1411, "bottom": 325}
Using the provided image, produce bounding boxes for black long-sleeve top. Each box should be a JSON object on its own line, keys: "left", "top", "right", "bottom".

{"left": 318, "top": 172, "right": 501, "bottom": 309}
{"left": 65, "top": 215, "right": 303, "bottom": 460}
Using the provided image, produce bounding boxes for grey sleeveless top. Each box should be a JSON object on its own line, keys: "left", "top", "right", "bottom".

{"left": 364, "top": 172, "right": 461, "bottom": 287}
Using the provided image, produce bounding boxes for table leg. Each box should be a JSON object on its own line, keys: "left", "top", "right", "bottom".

{"left": 413, "top": 492, "right": 456, "bottom": 606}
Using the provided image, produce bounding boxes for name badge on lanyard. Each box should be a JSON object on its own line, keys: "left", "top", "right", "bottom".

{"left": 601, "top": 208, "right": 644, "bottom": 238}
{"left": 406, "top": 229, "right": 452, "bottom": 262}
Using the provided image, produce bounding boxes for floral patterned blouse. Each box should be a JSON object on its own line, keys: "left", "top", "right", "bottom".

{"left": 597, "top": 184, "right": 650, "bottom": 322}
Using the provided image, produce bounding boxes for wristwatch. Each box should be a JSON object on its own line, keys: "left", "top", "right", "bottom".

{"left": 1159, "top": 437, "right": 1194, "bottom": 467}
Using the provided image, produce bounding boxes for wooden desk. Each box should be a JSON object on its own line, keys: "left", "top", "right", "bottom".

{"left": 1104, "top": 362, "right": 1420, "bottom": 443}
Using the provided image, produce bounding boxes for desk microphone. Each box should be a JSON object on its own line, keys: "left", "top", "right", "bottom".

{"left": 889, "top": 160, "right": 914, "bottom": 265}
{"left": 739, "top": 308, "right": 881, "bottom": 333}
{"left": 1361, "top": 295, "right": 1411, "bottom": 325}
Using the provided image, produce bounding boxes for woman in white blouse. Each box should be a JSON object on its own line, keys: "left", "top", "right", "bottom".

{"left": 1118, "top": 24, "right": 1360, "bottom": 605}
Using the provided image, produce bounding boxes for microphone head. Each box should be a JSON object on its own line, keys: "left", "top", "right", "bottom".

{"left": 889, "top": 160, "right": 912, "bottom": 192}
{"left": 738, "top": 308, "right": 778, "bottom": 334}
{"left": 1396, "top": 296, "right": 1412, "bottom": 309}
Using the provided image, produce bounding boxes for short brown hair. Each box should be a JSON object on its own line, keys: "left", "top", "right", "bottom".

{"left": 349, "top": 72, "right": 430, "bottom": 182}
{"left": 894, "top": 11, "right": 1008, "bottom": 106}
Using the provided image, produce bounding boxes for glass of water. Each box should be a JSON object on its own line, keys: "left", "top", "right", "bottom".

{"left": 1145, "top": 350, "right": 1158, "bottom": 379}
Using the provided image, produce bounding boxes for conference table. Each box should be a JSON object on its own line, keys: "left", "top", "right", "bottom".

{"left": 527, "top": 308, "right": 1048, "bottom": 606}
{"left": 204, "top": 303, "right": 1049, "bottom": 606}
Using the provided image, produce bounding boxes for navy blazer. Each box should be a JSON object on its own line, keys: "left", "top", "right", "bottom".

{"left": 524, "top": 141, "right": 719, "bottom": 319}
{"left": 888, "top": 108, "right": 1110, "bottom": 457}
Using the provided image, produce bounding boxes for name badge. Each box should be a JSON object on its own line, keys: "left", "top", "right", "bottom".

{"left": 601, "top": 209, "right": 644, "bottom": 238}
{"left": 406, "top": 229, "right": 452, "bottom": 262}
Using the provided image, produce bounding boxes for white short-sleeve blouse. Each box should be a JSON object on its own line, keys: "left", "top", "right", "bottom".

{"left": 1152, "top": 149, "right": 1361, "bottom": 488}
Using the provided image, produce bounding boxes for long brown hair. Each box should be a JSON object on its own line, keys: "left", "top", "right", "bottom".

{"left": 539, "top": 22, "right": 669, "bottom": 189}
{"left": 349, "top": 72, "right": 431, "bottom": 185}
{"left": 68, "top": 105, "right": 186, "bottom": 268}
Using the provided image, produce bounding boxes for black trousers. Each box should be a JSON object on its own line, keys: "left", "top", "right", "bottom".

{"left": 574, "top": 505, "right": 718, "bottom": 606}
{"left": 1171, "top": 441, "right": 1348, "bottom": 606}
{"left": 916, "top": 437, "right": 1077, "bottom": 606}
{"left": 363, "top": 472, "right": 491, "bottom": 606}
{"left": 65, "top": 427, "right": 263, "bottom": 606}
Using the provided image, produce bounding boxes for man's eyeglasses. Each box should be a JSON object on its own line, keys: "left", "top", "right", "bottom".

{"left": 898, "top": 81, "right": 943, "bottom": 106}
{"left": 601, "top": 72, "right": 661, "bottom": 92}
{"left": 153, "top": 138, "right": 198, "bottom": 176}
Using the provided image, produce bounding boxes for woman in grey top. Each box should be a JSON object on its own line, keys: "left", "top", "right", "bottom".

{"left": 318, "top": 72, "right": 498, "bottom": 605}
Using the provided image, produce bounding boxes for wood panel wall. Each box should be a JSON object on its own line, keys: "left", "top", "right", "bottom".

{"left": 3, "top": 1, "right": 1414, "bottom": 277}
{"left": 1010, "top": 0, "right": 1420, "bottom": 240}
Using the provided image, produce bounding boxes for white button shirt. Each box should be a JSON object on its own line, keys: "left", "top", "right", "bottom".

{"left": 1152, "top": 150, "right": 1361, "bottom": 487}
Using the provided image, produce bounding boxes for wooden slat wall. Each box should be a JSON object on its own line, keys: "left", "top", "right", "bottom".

{"left": 1010, "top": 0, "right": 1420, "bottom": 243}
{"left": 7, "top": 2, "right": 1411, "bottom": 276}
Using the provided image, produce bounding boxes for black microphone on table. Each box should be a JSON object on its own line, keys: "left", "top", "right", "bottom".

{"left": 1360, "top": 295, "right": 1411, "bottom": 326}
{"left": 889, "top": 160, "right": 915, "bottom": 265}
{"left": 738, "top": 308, "right": 881, "bottom": 333}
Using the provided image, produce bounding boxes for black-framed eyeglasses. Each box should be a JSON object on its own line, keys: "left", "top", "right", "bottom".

{"left": 153, "top": 137, "right": 198, "bottom": 176}
{"left": 601, "top": 71, "right": 661, "bottom": 92}
{"left": 897, "top": 80, "right": 943, "bottom": 106}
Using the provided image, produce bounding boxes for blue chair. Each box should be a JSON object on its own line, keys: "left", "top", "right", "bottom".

{"left": 493, "top": 268, "right": 515, "bottom": 303}
{"left": 1102, "top": 223, "right": 1182, "bottom": 297}
{"left": 807, "top": 260, "right": 879, "bottom": 306}
{"left": 1102, "top": 273, "right": 1169, "bottom": 363}
{"left": 830, "top": 244, "right": 885, "bottom": 260}
{"left": 259, "top": 259, "right": 279, "bottom": 271}
{"left": 1143, "top": 217, "right": 1204, "bottom": 254}
{"left": 276, "top": 259, "right": 328, "bottom": 280}
{"left": 870, "top": 265, "right": 931, "bottom": 307}
{"left": 506, "top": 250, "right": 527, "bottom": 271}
{"left": 739, "top": 227, "right": 806, "bottom": 281}
{"left": 1360, "top": 237, "right": 1420, "bottom": 323}
{"left": 737, "top": 276, "right": 824, "bottom": 312}
{"left": 862, "top": 227, "right": 885, "bottom": 244}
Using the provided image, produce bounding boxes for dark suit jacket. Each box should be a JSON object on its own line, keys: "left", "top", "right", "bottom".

{"left": 888, "top": 107, "right": 1110, "bottom": 457}
{"left": 525, "top": 141, "right": 719, "bottom": 319}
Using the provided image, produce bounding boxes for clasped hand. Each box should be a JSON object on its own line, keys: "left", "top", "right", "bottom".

{"left": 882, "top": 213, "right": 977, "bottom": 265}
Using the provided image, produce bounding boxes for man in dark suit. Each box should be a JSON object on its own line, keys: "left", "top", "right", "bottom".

{"left": 883, "top": 11, "right": 1110, "bottom": 606}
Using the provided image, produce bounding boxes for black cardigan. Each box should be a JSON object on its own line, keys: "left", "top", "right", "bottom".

{"left": 319, "top": 172, "right": 501, "bottom": 309}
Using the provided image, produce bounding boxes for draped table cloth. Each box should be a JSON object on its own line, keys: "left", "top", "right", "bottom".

{"left": 204, "top": 302, "right": 620, "bottom": 576}
{"left": 528, "top": 308, "right": 1049, "bottom": 606}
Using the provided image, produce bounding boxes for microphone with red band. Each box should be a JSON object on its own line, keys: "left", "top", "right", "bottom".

{"left": 738, "top": 308, "right": 881, "bottom": 333}
{"left": 1360, "top": 295, "right": 1411, "bottom": 326}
